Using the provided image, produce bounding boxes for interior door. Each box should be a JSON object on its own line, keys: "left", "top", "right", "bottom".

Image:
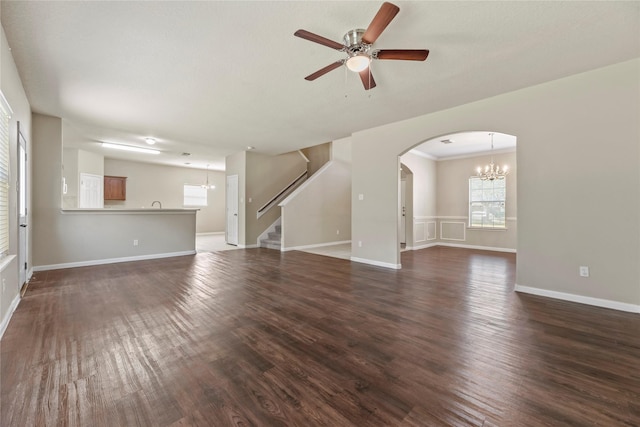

{"left": 79, "top": 173, "right": 103, "bottom": 208}
{"left": 17, "top": 122, "right": 27, "bottom": 292}
{"left": 226, "top": 174, "right": 239, "bottom": 245}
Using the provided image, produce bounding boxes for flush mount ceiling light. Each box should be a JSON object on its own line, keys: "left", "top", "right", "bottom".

{"left": 144, "top": 137, "right": 156, "bottom": 145}
{"left": 102, "top": 142, "right": 160, "bottom": 155}
{"left": 476, "top": 133, "right": 509, "bottom": 181}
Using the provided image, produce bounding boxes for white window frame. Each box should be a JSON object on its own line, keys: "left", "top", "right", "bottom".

{"left": 468, "top": 176, "right": 506, "bottom": 229}
{"left": 183, "top": 184, "right": 207, "bottom": 207}
{"left": 0, "top": 92, "right": 13, "bottom": 258}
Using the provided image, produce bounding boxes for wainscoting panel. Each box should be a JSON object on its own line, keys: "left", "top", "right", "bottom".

{"left": 440, "top": 221, "right": 466, "bottom": 241}
{"left": 414, "top": 222, "right": 426, "bottom": 243}
{"left": 427, "top": 221, "right": 436, "bottom": 240}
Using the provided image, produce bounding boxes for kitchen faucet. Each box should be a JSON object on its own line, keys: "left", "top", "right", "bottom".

{"left": 151, "top": 201, "right": 162, "bottom": 209}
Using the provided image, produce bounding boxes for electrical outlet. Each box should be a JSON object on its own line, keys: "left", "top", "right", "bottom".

{"left": 579, "top": 266, "right": 589, "bottom": 277}
{"left": 358, "top": 194, "right": 364, "bottom": 201}
{"left": 358, "top": 241, "right": 362, "bottom": 247}
{"left": 336, "top": 229, "right": 340, "bottom": 235}
{"left": 133, "top": 239, "right": 139, "bottom": 246}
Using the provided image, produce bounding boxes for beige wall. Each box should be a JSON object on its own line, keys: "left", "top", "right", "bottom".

{"left": 62, "top": 148, "right": 79, "bottom": 209}
{"left": 351, "top": 59, "right": 640, "bottom": 308}
{"left": 32, "top": 113, "right": 196, "bottom": 268}
{"left": 400, "top": 152, "right": 437, "bottom": 248}
{"left": 301, "top": 142, "right": 330, "bottom": 177}
{"left": 104, "top": 159, "right": 225, "bottom": 233}
{"left": 62, "top": 148, "right": 104, "bottom": 209}
{"left": 402, "top": 153, "right": 437, "bottom": 219}
{"left": 435, "top": 151, "right": 517, "bottom": 250}
{"left": 0, "top": 25, "right": 32, "bottom": 329}
{"left": 78, "top": 149, "right": 104, "bottom": 177}
{"left": 281, "top": 160, "right": 351, "bottom": 249}
{"left": 245, "top": 151, "right": 307, "bottom": 246}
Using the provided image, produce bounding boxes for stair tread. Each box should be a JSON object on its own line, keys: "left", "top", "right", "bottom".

{"left": 261, "top": 222, "right": 282, "bottom": 250}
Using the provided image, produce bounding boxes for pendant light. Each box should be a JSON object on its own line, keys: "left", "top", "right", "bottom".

{"left": 201, "top": 164, "right": 216, "bottom": 190}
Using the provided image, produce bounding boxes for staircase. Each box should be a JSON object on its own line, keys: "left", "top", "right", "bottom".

{"left": 260, "top": 225, "right": 281, "bottom": 250}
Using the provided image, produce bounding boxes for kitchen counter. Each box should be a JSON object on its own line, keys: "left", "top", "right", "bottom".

{"left": 61, "top": 208, "right": 199, "bottom": 214}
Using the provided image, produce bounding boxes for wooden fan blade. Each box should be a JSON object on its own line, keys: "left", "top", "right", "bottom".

{"left": 362, "top": 2, "right": 400, "bottom": 44}
{"left": 358, "top": 68, "right": 377, "bottom": 90}
{"left": 375, "top": 49, "right": 430, "bottom": 61}
{"left": 304, "top": 61, "right": 344, "bottom": 81}
{"left": 294, "top": 29, "right": 344, "bottom": 50}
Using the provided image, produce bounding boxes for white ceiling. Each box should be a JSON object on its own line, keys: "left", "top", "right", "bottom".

{"left": 1, "top": 1, "right": 638, "bottom": 170}
{"left": 410, "top": 131, "right": 516, "bottom": 160}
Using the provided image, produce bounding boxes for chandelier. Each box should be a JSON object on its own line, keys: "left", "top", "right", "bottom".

{"left": 476, "top": 133, "right": 509, "bottom": 181}
{"left": 201, "top": 164, "right": 216, "bottom": 190}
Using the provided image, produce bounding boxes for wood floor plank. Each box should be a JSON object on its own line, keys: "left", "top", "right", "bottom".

{"left": 2, "top": 247, "right": 639, "bottom": 426}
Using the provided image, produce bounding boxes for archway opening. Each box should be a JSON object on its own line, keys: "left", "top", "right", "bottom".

{"left": 399, "top": 130, "right": 517, "bottom": 257}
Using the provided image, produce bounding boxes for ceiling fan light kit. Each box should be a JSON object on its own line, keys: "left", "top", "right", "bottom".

{"left": 346, "top": 54, "right": 371, "bottom": 72}
{"left": 294, "top": 2, "right": 429, "bottom": 90}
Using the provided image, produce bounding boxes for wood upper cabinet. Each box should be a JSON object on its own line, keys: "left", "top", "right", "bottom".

{"left": 104, "top": 176, "right": 127, "bottom": 200}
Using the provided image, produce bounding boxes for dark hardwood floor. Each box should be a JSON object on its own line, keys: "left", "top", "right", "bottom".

{"left": 1, "top": 247, "right": 639, "bottom": 426}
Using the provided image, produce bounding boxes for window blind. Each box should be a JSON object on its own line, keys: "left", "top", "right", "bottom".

{"left": 0, "top": 93, "right": 11, "bottom": 257}
{"left": 183, "top": 184, "right": 207, "bottom": 207}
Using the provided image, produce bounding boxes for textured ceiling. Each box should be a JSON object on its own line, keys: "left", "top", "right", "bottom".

{"left": 2, "top": 1, "right": 638, "bottom": 170}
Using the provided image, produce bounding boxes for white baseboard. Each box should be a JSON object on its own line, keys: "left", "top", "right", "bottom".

{"left": 282, "top": 240, "right": 351, "bottom": 252}
{"left": 238, "top": 244, "right": 259, "bottom": 249}
{"left": 27, "top": 267, "right": 34, "bottom": 282}
{"left": 33, "top": 250, "right": 197, "bottom": 272}
{"left": 515, "top": 284, "right": 640, "bottom": 313}
{"left": 196, "top": 231, "right": 225, "bottom": 236}
{"left": 407, "top": 242, "right": 438, "bottom": 251}
{"left": 350, "top": 256, "right": 401, "bottom": 270}
{"left": 0, "top": 293, "right": 20, "bottom": 339}
{"left": 437, "top": 242, "right": 516, "bottom": 253}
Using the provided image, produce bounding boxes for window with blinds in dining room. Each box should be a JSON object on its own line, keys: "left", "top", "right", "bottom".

{"left": 0, "top": 93, "right": 12, "bottom": 258}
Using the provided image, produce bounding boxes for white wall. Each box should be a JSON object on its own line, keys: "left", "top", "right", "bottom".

{"left": 351, "top": 59, "right": 640, "bottom": 309}
{"left": 104, "top": 158, "right": 225, "bottom": 233}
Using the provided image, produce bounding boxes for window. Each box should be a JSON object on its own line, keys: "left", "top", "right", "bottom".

{"left": 0, "top": 93, "right": 11, "bottom": 257}
{"left": 469, "top": 177, "right": 506, "bottom": 229}
{"left": 183, "top": 184, "right": 207, "bottom": 207}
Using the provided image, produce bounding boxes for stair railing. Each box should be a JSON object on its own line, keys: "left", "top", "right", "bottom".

{"left": 256, "top": 171, "right": 308, "bottom": 219}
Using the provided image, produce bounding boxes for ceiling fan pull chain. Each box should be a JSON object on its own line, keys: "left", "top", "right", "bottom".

{"left": 344, "top": 64, "right": 349, "bottom": 98}
{"left": 368, "top": 63, "right": 372, "bottom": 98}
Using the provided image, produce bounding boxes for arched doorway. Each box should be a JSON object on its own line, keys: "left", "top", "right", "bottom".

{"left": 399, "top": 131, "right": 517, "bottom": 258}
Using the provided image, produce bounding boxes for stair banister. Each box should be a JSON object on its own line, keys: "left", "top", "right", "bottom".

{"left": 256, "top": 171, "right": 308, "bottom": 219}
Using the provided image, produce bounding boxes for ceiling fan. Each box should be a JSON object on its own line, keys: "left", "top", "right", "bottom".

{"left": 294, "top": 2, "right": 429, "bottom": 90}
